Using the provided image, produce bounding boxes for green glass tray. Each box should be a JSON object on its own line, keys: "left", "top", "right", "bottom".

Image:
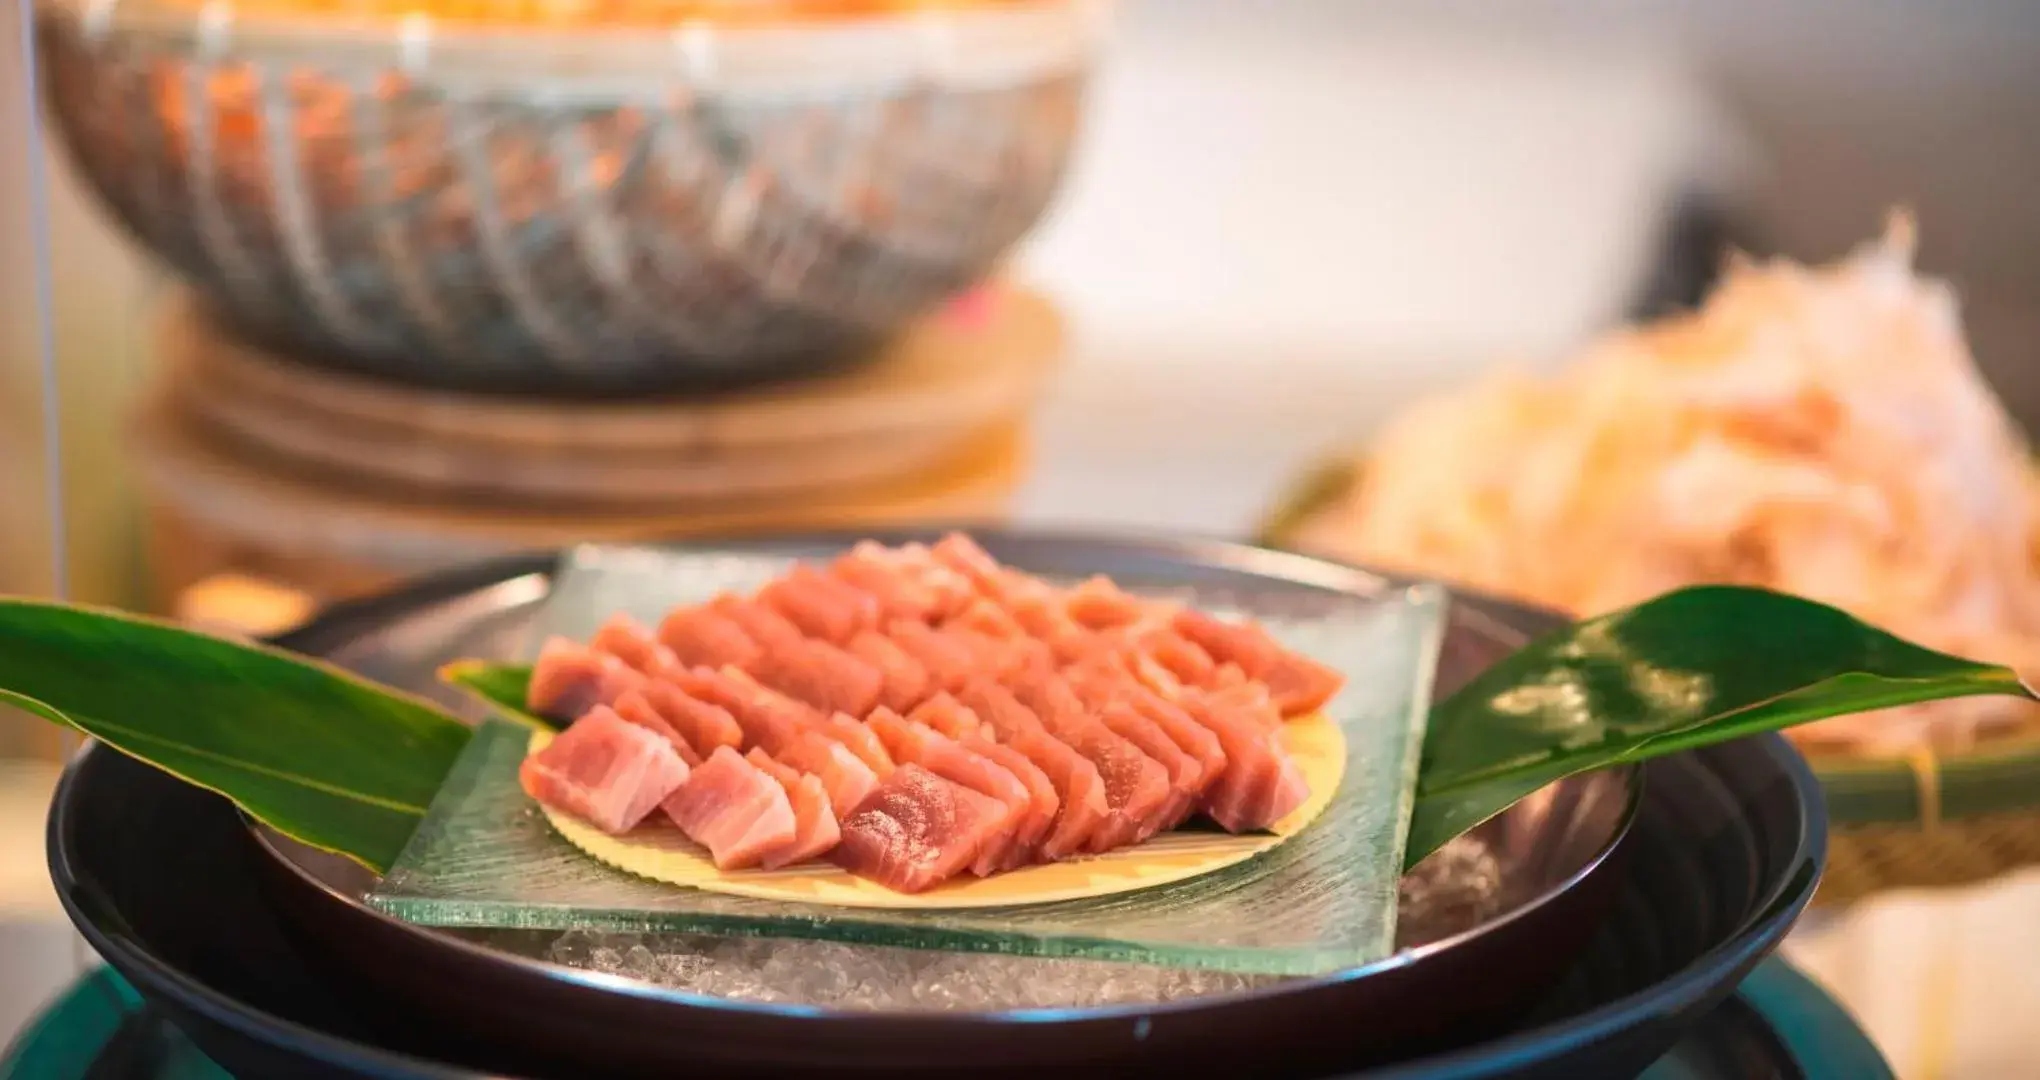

{"left": 366, "top": 544, "right": 1448, "bottom": 976}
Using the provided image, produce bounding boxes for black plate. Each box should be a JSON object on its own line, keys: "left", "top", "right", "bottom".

{"left": 49, "top": 730, "right": 1822, "bottom": 1080}
{"left": 247, "top": 533, "right": 1638, "bottom": 1078}
{"left": 48, "top": 535, "right": 1826, "bottom": 1078}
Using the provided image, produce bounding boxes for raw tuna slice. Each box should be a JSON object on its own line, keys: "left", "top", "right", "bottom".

{"left": 720, "top": 666, "right": 827, "bottom": 721}
{"left": 1052, "top": 718, "right": 1173, "bottom": 853}
{"left": 1007, "top": 668, "right": 1171, "bottom": 850}
{"left": 776, "top": 731, "right": 882, "bottom": 820}
{"left": 1117, "top": 687, "right": 1228, "bottom": 829}
{"left": 708, "top": 595, "right": 805, "bottom": 651}
{"left": 1128, "top": 627, "right": 1219, "bottom": 688}
{"left": 907, "top": 692, "right": 985, "bottom": 741}
{"left": 1172, "top": 610, "right": 1343, "bottom": 716}
{"left": 527, "top": 638, "right": 644, "bottom": 721}
{"left": 885, "top": 619, "right": 979, "bottom": 694}
{"left": 751, "top": 637, "right": 883, "bottom": 718}
{"left": 1005, "top": 594, "right": 1098, "bottom": 665}
{"left": 744, "top": 750, "right": 842, "bottom": 869}
{"left": 638, "top": 680, "right": 745, "bottom": 755}
{"left": 1170, "top": 609, "right": 1283, "bottom": 674}
{"left": 829, "top": 543, "right": 953, "bottom": 623}
{"left": 818, "top": 712, "right": 896, "bottom": 776}
{"left": 661, "top": 747, "right": 798, "bottom": 870}
{"left": 760, "top": 564, "right": 880, "bottom": 643}
{"left": 830, "top": 764, "right": 1008, "bottom": 893}
{"left": 1181, "top": 685, "right": 1311, "bottom": 833}
{"left": 1004, "top": 727, "right": 1111, "bottom": 861}
{"left": 952, "top": 597, "right": 1026, "bottom": 640}
{"left": 1067, "top": 657, "right": 1229, "bottom": 825}
{"left": 1115, "top": 647, "right": 1187, "bottom": 700}
{"left": 944, "top": 626, "right": 1053, "bottom": 686}
{"left": 520, "top": 707, "right": 690, "bottom": 835}
{"left": 956, "top": 677, "right": 1047, "bottom": 739}
{"left": 846, "top": 631, "right": 932, "bottom": 713}
{"left": 1003, "top": 668, "right": 1089, "bottom": 728}
{"left": 656, "top": 605, "right": 763, "bottom": 671}
{"left": 928, "top": 533, "right": 1040, "bottom": 607}
{"left": 590, "top": 614, "right": 679, "bottom": 675}
{"left": 670, "top": 666, "right": 815, "bottom": 754}
{"left": 929, "top": 531, "right": 1002, "bottom": 576}
{"left": 1063, "top": 575, "right": 1152, "bottom": 631}
{"left": 956, "top": 678, "right": 1110, "bottom": 860}
{"left": 1258, "top": 654, "right": 1346, "bottom": 718}
{"left": 865, "top": 710, "right": 1034, "bottom": 876}
{"left": 1210, "top": 663, "right": 1251, "bottom": 689}
{"left": 863, "top": 541, "right": 979, "bottom": 621}
{"left": 958, "top": 734, "right": 1061, "bottom": 869}
{"left": 1096, "top": 702, "right": 1203, "bottom": 839}
{"left": 611, "top": 690, "right": 703, "bottom": 766}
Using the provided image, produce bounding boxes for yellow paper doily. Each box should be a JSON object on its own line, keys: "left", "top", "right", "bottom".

{"left": 531, "top": 715, "right": 1346, "bottom": 910}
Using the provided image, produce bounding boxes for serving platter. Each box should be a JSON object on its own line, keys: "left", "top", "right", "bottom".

{"left": 368, "top": 538, "right": 1451, "bottom": 972}
{"left": 48, "top": 677, "right": 1824, "bottom": 1079}
{"left": 38, "top": 530, "right": 1831, "bottom": 1077}
{"left": 175, "top": 531, "right": 1640, "bottom": 1074}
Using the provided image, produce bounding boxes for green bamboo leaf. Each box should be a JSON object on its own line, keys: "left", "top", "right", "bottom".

{"left": 440, "top": 661, "right": 550, "bottom": 731}
{"left": 0, "top": 599, "right": 470, "bottom": 873}
{"left": 1403, "top": 586, "right": 2035, "bottom": 867}
{"left": 4, "top": 585, "right": 2020, "bottom": 889}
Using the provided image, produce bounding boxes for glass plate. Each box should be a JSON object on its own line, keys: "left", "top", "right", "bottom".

{"left": 366, "top": 543, "right": 1447, "bottom": 976}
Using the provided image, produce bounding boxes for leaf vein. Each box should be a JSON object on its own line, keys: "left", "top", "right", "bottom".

{"left": 50, "top": 710, "right": 430, "bottom": 817}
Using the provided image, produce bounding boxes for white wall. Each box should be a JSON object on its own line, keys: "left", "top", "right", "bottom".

{"left": 1101, "top": 1, "right": 2040, "bottom": 415}
{"left": 1011, "top": 0, "right": 2040, "bottom": 528}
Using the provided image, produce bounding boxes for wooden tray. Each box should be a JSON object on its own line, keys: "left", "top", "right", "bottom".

{"left": 1257, "top": 454, "right": 2040, "bottom": 906}
{"left": 133, "top": 396, "right": 1030, "bottom": 616}
{"left": 160, "top": 284, "right": 1060, "bottom": 508}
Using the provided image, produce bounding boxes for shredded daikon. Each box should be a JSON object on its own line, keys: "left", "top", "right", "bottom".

{"left": 1299, "top": 216, "right": 2040, "bottom": 753}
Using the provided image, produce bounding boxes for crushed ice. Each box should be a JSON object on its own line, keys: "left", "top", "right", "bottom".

{"left": 467, "top": 836, "right": 1502, "bottom": 1012}
{"left": 532, "top": 931, "right": 1286, "bottom": 1011}
{"left": 1396, "top": 835, "right": 1505, "bottom": 947}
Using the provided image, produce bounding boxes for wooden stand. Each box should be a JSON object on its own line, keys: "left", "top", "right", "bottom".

{"left": 160, "top": 286, "right": 1059, "bottom": 508}
{"left": 135, "top": 285, "right": 1059, "bottom": 624}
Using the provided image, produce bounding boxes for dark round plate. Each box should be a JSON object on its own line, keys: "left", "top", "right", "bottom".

{"left": 47, "top": 532, "right": 1827, "bottom": 1078}
{"left": 48, "top": 726, "right": 1823, "bottom": 1080}
{"left": 246, "top": 532, "right": 1642, "bottom": 1078}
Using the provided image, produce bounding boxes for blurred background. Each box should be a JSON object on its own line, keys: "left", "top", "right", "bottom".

{"left": 2, "top": 0, "right": 2039, "bottom": 1072}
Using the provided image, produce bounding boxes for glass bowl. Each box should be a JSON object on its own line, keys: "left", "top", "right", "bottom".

{"left": 36, "top": 0, "right": 1101, "bottom": 393}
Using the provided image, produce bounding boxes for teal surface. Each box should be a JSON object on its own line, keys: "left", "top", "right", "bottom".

{"left": 2, "top": 959, "right": 1891, "bottom": 1079}
{"left": 0, "top": 969, "right": 224, "bottom": 1080}
{"left": 1734, "top": 961, "right": 1897, "bottom": 1080}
